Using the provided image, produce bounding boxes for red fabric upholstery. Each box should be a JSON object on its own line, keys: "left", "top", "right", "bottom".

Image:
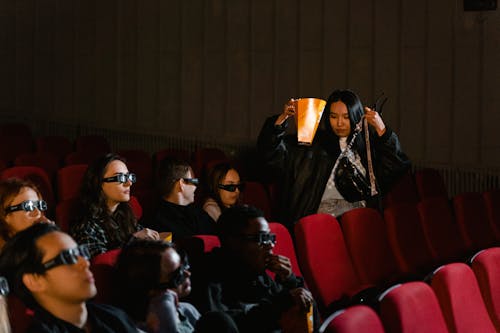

{"left": 0, "top": 166, "right": 55, "bottom": 218}
{"left": 321, "top": 305, "right": 385, "bottom": 333}
{"left": 415, "top": 168, "right": 448, "bottom": 200}
{"left": 471, "top": 247, "right": 500, "bottom": 331}
{"left": 383, "top": 170, "right": 418, "bottom": 208}
{"left": 90, "top": 249, "right": 122, "bottom": 304}
{"left": 431, "top": 263, "right": 496, "bottom": 333}
{"left": 383, "top": 203, "right": 436, "bottom": 276}
{"left": 57, "top": 164, "right": 87, "bottom": 201}
{"left": 192, "top": 147, "right": 226, "bottom": 179}
{"left": 14, "top": 152, "right": 60, "bottom": 182}
{"left": 417, "top": 197, "right": 467, "bottom": 263}
{"left": 240, "top": 181, "right": 272, "bottom": 220}
{"left": 64, "top": 151, "right": 100, "bottom": 166}
{"left": 340, "top": 208, "right": 400, "bottom": 285}
{"left": 453, "top": 192, "right": 496, "bottom": 252}
{"left": 117, "top": 149, "right": 153, "bottom": 191}
{"left": 294, "top": 213, "right": 365, "bottom": 314}
{"left": 74, "top": 135, "right": 111, "bottom": 158}
{"left": 128, "top": 195, "right": 143, "bottom": 221}
{"left": 35, "top": 135, "right": 73, "bottom": 163}
{"left": 8, "top": 295, "right": 33, "bottom": 333}
{"left": 55, "top": 198, "right": 79, "bottom": 232}
{"left": 379, "top": 282, "right": 448, "bottom": 333}
{"left": 269, "top": 222, "right": 302, "bottom": 278}
{"left": 483, "top": 190, "right": 500, "bottom": 241}
{"left": 0, "top": 135, "right": 34, "bottom": 164}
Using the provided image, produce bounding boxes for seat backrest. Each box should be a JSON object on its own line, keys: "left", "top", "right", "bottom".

{"left": 383, "top": 203, "right": 436, "bottom": 276}
{"left": 378, "top": 282, "right": 449, "bottom": 333}
{"left": 482, "top": 190, "right": 500, "bottom": 241}
{"left": 7, "top": 294, "right": 33, "bottom": 333}
{"left": 470, "top": 247, "right": 500, "bottom": 331}
{"left": 294, "top": 213, "right": 362, "bottom": 313}
{"left": 117, "top": 149, "right": 153, "bottom": 191}
{"left": 417, "top": 197, "right": 467, "bottom": 263}
{"left": 383, "top": 170, "right": 418, "bottom": 208}
{"left": 240, "top": 181, "right": 272, "bottom": 220}
{"left": 176, "top": 235, "right": 221, "bottom": 269}
{"left": 269, "top": 222, "right": 302, "bottom": 277}
{"left": 90, "top": 249, "right": 122, "bottom": 304}
{"left": 320, "top": 305, "right": 385, "bottom": 333}
{"left": 431, "top": 263, "right": 496, "bottom": 333}
{"left": 192, "top": 147, "right": 227, "bottom": 179}
{"left": 129, "top": 195, "right": 143, "bottom": 221}
{"left": 14, "top": 152, "right": 60, "bottom": 182}
{"left": 57, "top": 164, "right": 88, "bottom": 201}
{"left": 415, "top": 168, "right": 448, "bottom": 200}
{"left": 453, "top": 192, "right": 496, "bottom": 252}
{"left": 340, "top": 208, "right": 401, "bottom": 286}
{"left": 0, "top": 134, "right": 34, "bottom": 164}
{"left": 74, "top": 135, "right": 111, "bottom": 157}
{"left": 0, "top": 166, "right": 55, "bottom": 218}
{"left": 55, "top": 198, "right": 79, "bottom": 232}
{"left": 35, "top": 135, "right": 73, "bottom": 163}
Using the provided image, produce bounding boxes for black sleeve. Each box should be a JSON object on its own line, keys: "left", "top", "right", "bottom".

{"left": 256, "top": 115, "right": 290, "bottom": 171}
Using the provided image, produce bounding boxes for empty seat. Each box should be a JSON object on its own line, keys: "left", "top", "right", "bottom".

{"left": 90, "top": 249, "right": 122, "bottom": 304}
{"left": 483, "top": 190, "right": 500, "bottom": 241}
{"left": 470, "top": 247, "right": 500, "bottom": 331}
{"left": 378, "top": 282, "right": 449, "bottom": 333}
{"left": 55, "top": 198, "right": 79, "bottom": 232}
{"left": 414, "top": 168, "right": 448, "bottom": 200}
{"left": 319, "top": 305, "right": 385, "bottom": 333}
{"left": 383, "top": 170, "right": 418, "bottom": 208}
{"left": 269, "top": 222, "right": 302, "bottom": 277}
{"left": 35, "top": 135, "right": 73, "bottom": 163}
{"left": 14, "top": 152, "right": 60, "bottom": 182}
{"left": 57, "top": 164, "right": 87, "bottom": 201}
{"left": 340, "top": 208, "right": 401, "bottom": 286}
{"left": 294, "top": 213, "right": 368, "bottom": 315}
{"left": 240, "top": 181, "right": 272, "bottom": 220}
{"left": 430, "top": 263, "right": 496, "bottom": 333}
{"left": 383, "top": 203, "right": 436, "bottom": 276}
{"left": 417, "top": 197, "right": 468, "bottom": 263}
{"left": 453, "top": 192, "right": 496, "bottom": 252}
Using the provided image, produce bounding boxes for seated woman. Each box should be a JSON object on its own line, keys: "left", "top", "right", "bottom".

{"left": 70, "top": 153, "right": 161, "bottom": 258}
{"left": 0, "top": 178, "right": 51, "bottom": 250}
{"left": 202, "top": 162, "right": 243, "bottom": 222}
{"left": 113, "top": 239, "right": 238, "bottom": 333}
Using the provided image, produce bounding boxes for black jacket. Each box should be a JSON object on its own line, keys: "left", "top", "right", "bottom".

{"left": 257, "top": 115, "right": 410, "bottom": 229}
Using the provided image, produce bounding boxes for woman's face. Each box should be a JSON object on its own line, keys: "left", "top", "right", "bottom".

{"left": 101, "top": 160, "right": 132, "bottom": 210}
{"left": 3, "top": 187, "right": 43, "bottom": 236}
{"left": 218, "top": 169, "right": 241, "bottom": 207}
{"left": 329, "top": 101, "right": 351, "bottom": 138}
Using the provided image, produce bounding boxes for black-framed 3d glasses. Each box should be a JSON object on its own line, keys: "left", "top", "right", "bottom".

{"left": 182, "top": 178, "right": 199, "bottom": 186}
{"left": 0, "top": 277, "right": 9, "bottom": 296}
{"left": 240, "top": 232, "right": 276, "bottom": 247}
{"left": 158, "top": 260, "right": 191, "bottom": 289}
{"left": 5, "top": 200, "right": 48, "bottom": 214}
{"left": 42, "top": 245, "right": 91, "bottom": 271}
{"left": 102, "top": 173, "right": 137, "bottom": 184}
{"left": 218, "top": 183, "right": 245, "bottom": 192}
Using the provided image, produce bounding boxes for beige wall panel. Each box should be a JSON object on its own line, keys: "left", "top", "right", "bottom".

{"left": 426, "top": 0, "right": 454, "bottom": 164}
{"left": 53, "top": 0, "right": 74, "bottom": 121}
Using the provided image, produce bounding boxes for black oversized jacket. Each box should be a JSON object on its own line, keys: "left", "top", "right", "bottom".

{"left": 257, "top": 115, "right": 410, "bottom": 229}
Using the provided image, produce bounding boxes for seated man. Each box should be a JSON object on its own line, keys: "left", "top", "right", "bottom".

{"left": 147, "top": 157, "right": 216, "bottom": 242}
{"left": 0, "top": 223, "right": 139, "bottom": 332}
{"left": 189, "top": 205, "right": 317, "bottom": 333}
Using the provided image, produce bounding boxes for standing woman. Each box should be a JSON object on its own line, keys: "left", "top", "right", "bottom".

{"left": 257, "top": 89, "right": 410, "bottom": 228}
{"left": 70, "top": 153, "right": 160, "bottom": 258}
{"left": 202, "top": 162, "right": 243, "bottom": 222}
{"left": 0, "top": 178, "right": 50, "bottom": 251}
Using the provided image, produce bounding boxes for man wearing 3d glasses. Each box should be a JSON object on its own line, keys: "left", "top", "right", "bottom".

{"left": 190, "top": 205, "right": 318, "bottom": 333}
{"left": 0, "top": 223, "right": 140, "bottom": 332}
{"left": 147, "top": 157, "right": 216, "bottom": 242}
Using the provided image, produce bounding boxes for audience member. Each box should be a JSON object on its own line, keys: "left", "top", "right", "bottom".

{"left": 113, "top": 238, "right": 238, "bottom": 333}
{"left": 147, "top": 158, "right": 215, "bottom": 242}
{"left": 0, "top": 178, "right": 51, "bottom": 251}
{"left": 190, "top": 205, "right": 317, "bottom": 333}
{"left": 0, "top": 276, "right": 11, "bottom": 333}
{"left": 257, "top": 89, "right": 410, "bottom": 228}
{"left": 70, "top": 153, "right": 160, "bottom": 258}
{"left": 202, "top": 162, "right": 243, "bottom": 221}
{"left": 0, "top": 223, "right": 139, "bottom": 332}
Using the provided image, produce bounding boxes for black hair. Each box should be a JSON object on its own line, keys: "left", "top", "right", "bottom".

{"left": 205, "top": 162, "right": 240, "bottom": 211}
{"left": 217, "top": 205, "right": 265, "bottom": 245}
{"left": 157, "top": 157, "right": 192, "bottom": 196}
{"left": 0, "top": 223, "right": 60, "bottom": 309}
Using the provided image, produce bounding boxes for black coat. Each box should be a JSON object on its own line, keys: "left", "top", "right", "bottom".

{"left": 257, "top": 115, "right": 410, "bottom": 229}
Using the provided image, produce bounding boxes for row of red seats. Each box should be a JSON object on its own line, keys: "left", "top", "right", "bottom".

{"left": 323, "top": 249, "right": 500, "bottom": 332}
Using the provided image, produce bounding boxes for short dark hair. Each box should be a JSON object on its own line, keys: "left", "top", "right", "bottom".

{"left": 158, "top": 157, "right": 192, "bottom": 196}
{"left": 113, "top": 239, "right": 174, "bottom": 321}
{"left": 0, "top": 223, "right": 60, "bottom": 309}
{"left": 217, "top": 205, "right": 265, "bottom": 245}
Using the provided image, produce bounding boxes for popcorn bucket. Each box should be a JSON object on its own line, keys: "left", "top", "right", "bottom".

{"left": 294, "top": 98, "right": 326, "bottom": 145}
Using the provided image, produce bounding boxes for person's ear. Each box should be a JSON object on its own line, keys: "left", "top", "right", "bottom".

{"left": 22, "top": 273, "right": 46, "bottom": 293}
{"left": 177, "top": 179, "right": 186, "bottom": 192}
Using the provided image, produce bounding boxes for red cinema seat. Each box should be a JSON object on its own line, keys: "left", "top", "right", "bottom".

{"left": 57, "top": 164, "right": 87, "bottom": 201}
{"left": 269, "top": 222, "right": 302, "bottom": 277}
{"left": 415, "top": 168, "right": 448, "bottom": 200}
{"left": 320, "top": 305, "right": 385, "bottom": 333}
